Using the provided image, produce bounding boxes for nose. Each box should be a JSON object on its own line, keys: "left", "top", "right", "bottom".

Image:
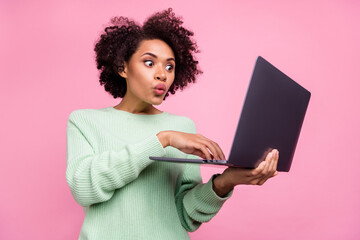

{"left": 154, "top": 67, "right": 167, "bottom": 82}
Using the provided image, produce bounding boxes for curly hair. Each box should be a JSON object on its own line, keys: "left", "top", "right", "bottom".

{"left": 94, "top": 8, "right": 202, "bottom": 99}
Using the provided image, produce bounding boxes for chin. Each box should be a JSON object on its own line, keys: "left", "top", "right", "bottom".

{"left": 147, "top": 96, "right": 164, "bottom": 106}
{"left": 152, "top": 99, "right": 164, "bottom": 105}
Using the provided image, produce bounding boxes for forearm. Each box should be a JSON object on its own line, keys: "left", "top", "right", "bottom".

{"left": 212, "top": 174, "right": 234, "bottom": 198}
{"left": 67, "top": 149, "right": 151, "bottom": 206}
{"left": 67, "top": 133, "right": 166, "bottom": 207}
{"left": 212, "top": 150, "right": 280, "bottom": 197}
{"left": 158, "top": 131, "right": 235, "bottom": 198}
{"left": 175, "top": 165, "right": 232, "bottom": 231}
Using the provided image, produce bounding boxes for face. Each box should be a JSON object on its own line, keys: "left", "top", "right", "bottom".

{"left": 119, "top": 39, "right": 175, "bottom": 106}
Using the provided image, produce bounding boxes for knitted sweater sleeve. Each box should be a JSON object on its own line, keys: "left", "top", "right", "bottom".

{"left": 66, "top": 112, "right": 166, "bottom": 207}
{"left": 175, "top": 121, "right": 232, "bottom": 232}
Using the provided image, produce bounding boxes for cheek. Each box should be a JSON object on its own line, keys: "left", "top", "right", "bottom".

{"left": 129, "top": 79, "right": 145, "bottom": 93}
{"left": 127, "top": 71, "right": 151, "bottom": 94}
{"left": 168, "top": 74, "right": 175, "bottom": 86}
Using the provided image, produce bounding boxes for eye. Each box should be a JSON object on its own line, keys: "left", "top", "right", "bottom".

{"left": 144, "top": 60, "right": 154, "bottom": 67}
{"left": 165, "top": 64, "right": 174, "bottom": 71}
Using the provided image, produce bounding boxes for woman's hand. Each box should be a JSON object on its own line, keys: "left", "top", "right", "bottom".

{"left": 213, "top": 149, "right": 279, "bottom": 197}
{"left": 157, "top": 131, "right": 279, "bottom": 198}
{"left": 157, "top": 131, "right": 226, "bottom": 160}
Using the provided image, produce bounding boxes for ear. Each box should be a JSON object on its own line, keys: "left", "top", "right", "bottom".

{"left": 118, "top": 63, "right": 128, "bottom": 78}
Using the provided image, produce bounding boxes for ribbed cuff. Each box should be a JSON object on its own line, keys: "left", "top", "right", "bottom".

{"left": 184, "top": 174, "right": 233, "bottom": 217}
{"left": 131, "top": 134, "right": 167, "bottom": 168}
{"left": 202, "top": 174, "right": 233, "bottom": 203}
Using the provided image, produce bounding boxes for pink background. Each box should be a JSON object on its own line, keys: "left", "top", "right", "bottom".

{"left": 1, "top": 0, "right": 359, "bottom": 239}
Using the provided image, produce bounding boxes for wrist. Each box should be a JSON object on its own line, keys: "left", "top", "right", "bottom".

{"left": 212, "top": 174, "right": 234, "bottom": 198}
{"left": 156, "top": 131, "right": 171, "bottom": 148}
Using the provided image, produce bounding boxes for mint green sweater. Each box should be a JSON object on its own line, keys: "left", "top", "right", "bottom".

{"left": 66, "top": 107, "right": 231, "bottom": 239}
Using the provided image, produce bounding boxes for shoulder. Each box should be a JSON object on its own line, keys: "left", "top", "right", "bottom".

{"left": 68, "top": 108, "right": 98, "bottom": 120}
{"left": 67, "top": 107, "right": 112, "bottom": 123}
{"left": 163, "top": 112, "right": 197, "bottom": 134}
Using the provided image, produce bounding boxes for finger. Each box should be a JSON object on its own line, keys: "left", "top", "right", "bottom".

{"left": 274, "top": 150, "right": 279, "bottom": 172}
{"left": 250, "top": 178, "right": 261, "bottom": 185}
{"left": 197, "top": 135, "right": 226, "bottom": 160}
{"left": 258, "top": 169, "right": 279, "bottom": 185}
{"left": 198, "top": 145, "right": 213, "bottom": 160}
{"left": 259, "top": 168, "right": 278, "bottom": 184}
{"left": 263, "top": 151, "right": 273, "bottom": 173}
{"left": 204, "top": 137, "right": 226, "bottom": 160}
{"left": 269, "top": 171, "right": 279, "bottom": 178}
{"left": 258, "top": 172, "right": 272, "bottom": 185}
{"left": 193, "top": 135, "right": 216, "bottom": 159}
{"left": 257, "top": 150, "right": 276, "bottom": 184}
{"left": 213, "top": 141, "right": 226, "bottom": 160}
{"left": 198, "top": 139, "right": 220, "bottom": 160}
{"left": 258, "top": 161, "right": 272, "bottom": 184}
{"left": 259, "top": 150, "right": 280, "bottom": 183}
{"left": 265, "top": 150, "right": 275, "bottom": 161}
{"left": 189, "top": 143, "right": 211, "bottom": 160}
{"left": 191, "top": 149, "right": 207, "bottom": 159}
{"left": 251, "top": 161, "right": 266, "bottom": 176}
{"left": 257, "top": 176, "right": 269, "bottom": 185}
{"left": 267, "top": 149, "right": 278, "bottom": 177}
{"left": 265, "top": 150, "right": 277, "bottom": 177}
{"left": 250, "top": 171, "right": 270, "bottom": 185}
{"left": 258, "top": 150, "right": 273, "bottom": 175}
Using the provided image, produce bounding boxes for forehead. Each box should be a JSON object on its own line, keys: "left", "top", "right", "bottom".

{"left": 134, "top": 39, "right": 175, "bottom": 59}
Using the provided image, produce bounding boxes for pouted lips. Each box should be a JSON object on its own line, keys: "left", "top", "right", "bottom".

{"left": 154, "top": 84, "right": 166, "bottom": 95}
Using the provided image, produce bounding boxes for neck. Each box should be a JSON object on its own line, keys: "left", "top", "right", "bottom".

{"left": 114, "top": 95, "right": 161, "bottom": 115}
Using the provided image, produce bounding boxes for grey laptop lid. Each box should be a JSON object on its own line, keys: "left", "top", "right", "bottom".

{"left": 227, "top": 56, "right": 311, "bottom": 171}
{"left": 150, "top": 56, "right": 311, "bottom": 172}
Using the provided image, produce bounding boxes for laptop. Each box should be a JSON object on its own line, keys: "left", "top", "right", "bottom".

{"left": 149, "top": 56, "right": 311, "bottom": 172}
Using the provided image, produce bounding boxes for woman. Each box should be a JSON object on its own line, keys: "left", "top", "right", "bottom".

{"left": 66, "top": 8, "right": 278, "bottom": 240}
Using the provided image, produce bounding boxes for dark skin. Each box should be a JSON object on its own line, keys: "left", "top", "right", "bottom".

{"left": 115, "top": 39, "right": 278, "bottom": 198}
{"left": 157, "top": 131, "right": 278, "bottom": 197}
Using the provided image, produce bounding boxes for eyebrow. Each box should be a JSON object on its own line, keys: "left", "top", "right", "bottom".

{"left": 141, "top": 52, "right": 175, "bottom": 62}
